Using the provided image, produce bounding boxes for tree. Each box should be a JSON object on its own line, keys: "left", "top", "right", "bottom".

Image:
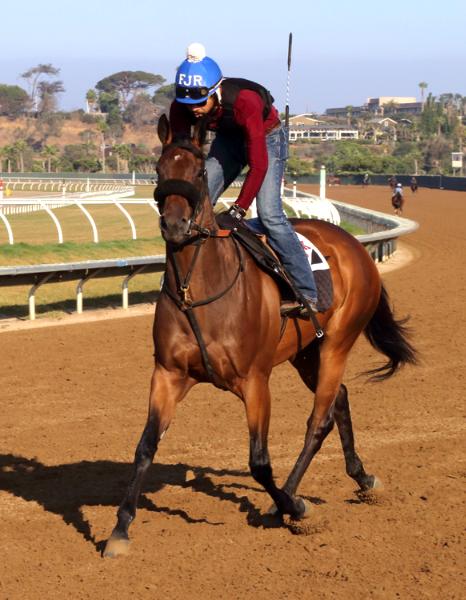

{"left": 153, "top": 83, "right": 175, "bottom": 112}
{"left": 113, "top": 144, "right": 132, "bottom": 173}
{"left": 79, "top": 129, "right": 98, "bottom": 146}
{"left": 37, "top": 80, "right": 65, "bottom": 114}
{"left": 35, "top": 112, "right": 65, "bottom": 141}
{"left": 96, "top": 71, "right": 165, "bottom": 110}
{"left": 62, "top": 144, "right": 100, "bottom": 172}
{"left": 1, "top": 145, "right": 16, "bottom": 173}
{"left": 13, "top": 139, "right": 28, "bottom": 172}
{"left": 418, "top": 81, "right": 428, "bottom": 105}
{"left": 41, "top": 145, "right": 60, "bottom": 172}
{"left": 0, "top": 84, "right": 30, "bottom": 117}
{"left": 21, "top": 63, "right": 61, "bottom": 112}
{"left": 97, "top": 91, "right": 119, "bottom": 114}
{"left": 86, "top": 89, "right": 98, "bottom": 113}
{"left": 106, "top": 108, "right": 125, "bottom": 139}
{"left": 96, "top": 119, "right": 109, "bottom": 173}
{"left": 124, "top": 93, "right": 157, "bottom": 127}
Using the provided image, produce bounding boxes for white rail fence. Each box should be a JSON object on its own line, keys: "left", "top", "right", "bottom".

{"left": 0, "top": 183, "right": 340, "bottom": 246}
{"left": 0, "top": 189, "right": 161, "bottom": 245}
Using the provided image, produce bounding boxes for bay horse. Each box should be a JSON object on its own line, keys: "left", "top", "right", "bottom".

{"left": 104, "top": 116, "right": 417, "bottom": 557}
{"left": 392, "top": 191, "right": 404, "bottom": 215}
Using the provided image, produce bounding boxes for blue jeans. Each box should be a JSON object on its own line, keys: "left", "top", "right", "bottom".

{"left": 206, "top": 126, "right": 318, "bottom": 300}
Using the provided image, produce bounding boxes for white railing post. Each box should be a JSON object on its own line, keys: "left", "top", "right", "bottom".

{"left": 0, "top": 209, "right": 14, "bottom": 244}
{"left": 75, "top": 200, "right": 99, "bottom": 243}
{"left": 320, "top": 165, "right": 326, "bottom": 200}
{"left": 122, "top": 266, "right": 146, "bottom": 309}
{"left": 76, "top": 269, "right": 102, "bottom": 314}
{"left": 39, "top": 200, "right": 64, "bottom": 244}
{"left": 293, "top": 181, "right": 297, "bottom": 198}
{"left": 28, "top": 274, "right": 54, "bottom": 320}
{"left": 115, "top": 201, "right": 137, "bottom": 240}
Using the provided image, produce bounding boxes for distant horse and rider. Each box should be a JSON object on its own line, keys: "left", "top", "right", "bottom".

{"left": 410, "top": 177, "right": 418, "bottom": 193}
{"left": 103, "top": 116, "right": 417, "bottom": 557}
{"left": 328, "top": 174, "right": 341, "bottom": 186}
{"left": 392, "top": 183, "right": 404, "bottom": 215}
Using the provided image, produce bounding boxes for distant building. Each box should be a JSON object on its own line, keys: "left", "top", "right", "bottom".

{"left": 325, "top": 106, "right": 366, "bottom": 118}
{"left": 288, "top": 114, "right": 323, "bottom": 126}
{"left": 326, "top": 96, "right": 423, "bottom": 117}
{"left": 288, "top": 123, "right": 359, "bottom": 142}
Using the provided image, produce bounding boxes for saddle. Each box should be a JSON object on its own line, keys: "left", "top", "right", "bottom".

{"left": 215, "top": 215, "right": 333, "bottom": 313}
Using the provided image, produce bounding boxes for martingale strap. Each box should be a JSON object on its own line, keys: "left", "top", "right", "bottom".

{"left": 162, "top": 237, "right": 244, "bottom": 389}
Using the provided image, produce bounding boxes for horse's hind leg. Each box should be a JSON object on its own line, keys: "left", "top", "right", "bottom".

{"left": 242, "top": 375, "right": 307, "bottom": 519}
{"left": 282, "top": 343, "right": 350, "bottom": 502}
{"left": 334, "top": 384, "right": 379, "bottom": 491}
{"left": 104, "top": 367, "right": 193, "bottom": 558}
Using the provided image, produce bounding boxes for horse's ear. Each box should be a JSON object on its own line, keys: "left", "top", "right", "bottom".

{"left": 157, "top": 114, "right": 172, "bottom": 146}
{"left": 192, "top": 117, "right": 208, "bottom": 148}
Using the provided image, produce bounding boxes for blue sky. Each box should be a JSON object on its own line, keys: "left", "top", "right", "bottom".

{"left": 1, "top": 0, "right": 465, "bottom": 114}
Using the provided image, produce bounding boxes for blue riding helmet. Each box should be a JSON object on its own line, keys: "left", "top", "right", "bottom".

{"left": 175, "top": 44, "right": 223, "bottom": 104}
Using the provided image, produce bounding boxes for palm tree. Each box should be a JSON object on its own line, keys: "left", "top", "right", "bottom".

{"left": 42, "top": 144, "right": 59, "bottom": 173}
{"left": 3, "top": 145, "right": 16, "bottom": 173}
{"left": 418, "top": 82, "right": 428, "bottom": 105}
{"left": 96, "top": 119, "right": 109, "bottom": 173}
{"left": 0, "top": 146, "right": 7, "bottom": 173}
{"left": 13, "top": 140, "right": 28, "bottom": 172}
{"left": 113, "top": 144, "right": 132, "bottom": 173}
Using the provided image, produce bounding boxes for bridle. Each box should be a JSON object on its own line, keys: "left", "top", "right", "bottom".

{"left": 154, "top": 139, "right": 244, "bottom": 388}
{"left": 154, "top": 139, "right": 209, "bottom": 238}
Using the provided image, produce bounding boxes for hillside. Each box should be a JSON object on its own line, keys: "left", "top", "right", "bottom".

{"left": 0, "top": 115, "right": 161, "bottom": 150}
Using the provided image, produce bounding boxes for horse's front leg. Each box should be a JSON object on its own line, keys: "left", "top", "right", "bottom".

{"left": 242, "top": 375, "right": 306, "bottom": 519}
{"left": 104, "top": 366, "right": 193, "bottom": 558}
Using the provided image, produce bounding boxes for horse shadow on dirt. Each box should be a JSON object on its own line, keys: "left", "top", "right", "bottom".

{"left": 0, "top": 454, "right": 325, "bottom": 552}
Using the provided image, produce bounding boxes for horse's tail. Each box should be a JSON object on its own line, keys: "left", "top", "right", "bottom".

{"left": 363, "top": 284, "right": 417, "bottom": 381}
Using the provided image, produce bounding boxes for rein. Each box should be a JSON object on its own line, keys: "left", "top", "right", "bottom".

{"left": 162, "top": 235, "right": 244, "bottom": 389}
{"left": 165, "top": 235, "right": 244, "bottom": 311}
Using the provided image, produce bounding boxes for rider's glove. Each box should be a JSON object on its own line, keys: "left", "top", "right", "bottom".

{"left": 228, "top": 204, "right": 246, "bottom": 221}
{"left": 216, "top": 204, "right": 247, "bottom": 230}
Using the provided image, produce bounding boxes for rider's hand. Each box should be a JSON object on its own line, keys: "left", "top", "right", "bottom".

{"left": 216, "top": 204, "right": 246, "bottom": 230}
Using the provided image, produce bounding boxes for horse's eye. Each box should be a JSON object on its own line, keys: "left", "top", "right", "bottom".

{"left": 198, "top": 168, "right": 205, "bottom": 178}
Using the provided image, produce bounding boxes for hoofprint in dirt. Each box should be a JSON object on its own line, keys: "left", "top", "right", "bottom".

{"left": 0, "top": 186, "right": 464, "bottom": 599}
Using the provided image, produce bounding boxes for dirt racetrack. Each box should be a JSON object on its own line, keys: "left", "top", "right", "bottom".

{"left": 0, "top": 185, "right": 465, "bottom": 599}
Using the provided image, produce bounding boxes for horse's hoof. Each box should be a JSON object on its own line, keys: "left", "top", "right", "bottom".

{"left": 267, "top": 497, "right": 312, "bottom": 519}
{"left": 295, "top": 497, "right": 312, "bottom": 519}
{"left": 371, "top": 476, "right": 383, "bottom": 490}
{"left": 267, "top": 502, "right": 279, "bottom": 516}
{"left": 103, "top": 535, "right": 130, "bottom": 558}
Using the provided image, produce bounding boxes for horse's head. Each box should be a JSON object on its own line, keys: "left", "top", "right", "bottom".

{"left": 155, "top": 115, "right": 209, "bottom": 245}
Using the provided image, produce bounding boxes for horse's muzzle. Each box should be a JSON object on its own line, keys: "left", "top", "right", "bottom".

{"left": 160, "top": 214, "right": 192, "bottom": 244}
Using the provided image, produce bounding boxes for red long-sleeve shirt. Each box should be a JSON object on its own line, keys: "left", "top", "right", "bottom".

{"left": 169, "top": 89, "right": 280, "bottom": 210}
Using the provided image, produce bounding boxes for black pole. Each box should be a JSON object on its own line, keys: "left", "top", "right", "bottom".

{"left": 285, "top": 32, "right": 293, "bottom": 131}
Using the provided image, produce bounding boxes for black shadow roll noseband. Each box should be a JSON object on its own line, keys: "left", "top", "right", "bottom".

{"left": 154, "top": 178, "right": 202, "bottom": 215}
